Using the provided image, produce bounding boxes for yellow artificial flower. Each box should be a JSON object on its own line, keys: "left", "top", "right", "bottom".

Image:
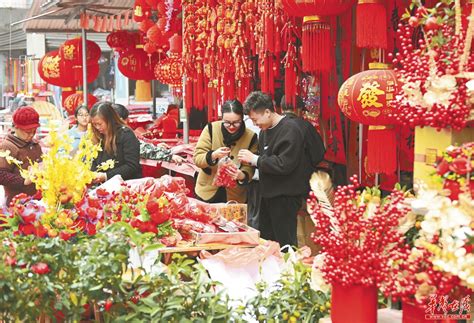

{"left": 96, "top": 159, "right": 116, "bottom": 171}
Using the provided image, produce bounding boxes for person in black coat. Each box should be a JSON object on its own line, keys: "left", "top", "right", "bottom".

{"left": 238, "top": 91, "right": 308, "bottom": 248}
{"left": 90, "top": 102, "right": 142, "bottom": 183}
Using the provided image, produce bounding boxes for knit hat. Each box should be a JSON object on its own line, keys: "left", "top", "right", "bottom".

{"left": 12, "top": 106, "right": 40, "bottom": 130}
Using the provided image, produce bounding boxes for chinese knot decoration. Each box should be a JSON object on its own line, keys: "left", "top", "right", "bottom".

{"left": 280, "top": 0, "right": 356, "bottom": 16}
{"left": 338, "top": 63, "right": 399, "bottom": 174}
{"left": 390, "top": 0, "right": 474, "bottom": 130}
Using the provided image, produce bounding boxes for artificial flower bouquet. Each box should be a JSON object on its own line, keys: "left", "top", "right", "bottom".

{"left": 392, "top": 0, "right": 474, "bottom": 130}
{"left": 433, "top": 142, "right": 473, "bottom": 200}
{"left": 382, "top": 185, "right": 473, "bottom": 314}
{"left": 308, "top": 175, "right": 410, "bottom": 288}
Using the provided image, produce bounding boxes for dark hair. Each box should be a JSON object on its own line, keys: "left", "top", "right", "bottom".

{"left": 280, "top": 95, "right": 306, "bottom": 112}
{"left": 243, "top": 91, "right": 274, "bottom": 114}
{"left": 221, "top": 99, "right": 244, "bottom": 118}
{"left": 74, "top": 104, "right": 89, "bottom": 118}
{"left": 90, "top": 102, "right": 127, "bottom": 155}
{"left": 112, "top": 104, "right": 129, "bottom": 120}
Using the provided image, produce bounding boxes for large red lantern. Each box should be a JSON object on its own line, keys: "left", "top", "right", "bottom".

{"left": 338, "top": 63, "right": 398, "bottom": 174}
{"left": 38, "top": 51, "right": 75, "bottom": 87}
{"left": 118, "top": 48, "right": 160, "bottom": 81}
{"left": 63, "top": 93, "right": 98, "bottom": 116}
{"left": 59, "top": 38, "right": 101, "bottom": 66}
{"left": 281, "top": 0, "right": 357, "bottom": 16}
{"left": 107, "top": 31, "right": 140, "bottom": 52}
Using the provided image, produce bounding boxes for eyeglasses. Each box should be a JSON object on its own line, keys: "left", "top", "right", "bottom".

{"left": 77, "top": 114, "right": 90, "bottom": 118}
{"left": 223, "top": 121, "right": 242, "bottom": 128}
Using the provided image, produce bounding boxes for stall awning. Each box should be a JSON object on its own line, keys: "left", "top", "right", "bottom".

{"left": 20, "top": 0, "right": 134, "bottom": 33}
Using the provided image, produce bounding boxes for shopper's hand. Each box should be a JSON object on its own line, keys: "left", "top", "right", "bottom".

{"left": 211, "top": 147, "right": 231, "bottom": 160}
{"left": 238, "top": 149, "right": 257, "bottom": 165}
{"left": 226, "top": 166, "right": 245, "bottom": 181}
{"left": 24, "top": 177, "right": 32, "bottom": 186}
{"left": 93, "top": 172, "right": 107, "bottom": 183}
{"left": 171, "top": 155, "right": 185, "bottom": 165}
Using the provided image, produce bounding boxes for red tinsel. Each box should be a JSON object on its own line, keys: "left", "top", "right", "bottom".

{"left": 302, "top": 16, "right": 331, "bottom": 73}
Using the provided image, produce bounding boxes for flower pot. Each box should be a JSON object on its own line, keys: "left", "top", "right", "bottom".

{"left": 443, "top": 179, "right": 461, "bottom": 200}
{"left": 331, "top": 283, "right": 377, "bottom": 323}
{"left": 402, "top": 301, "right": 430, "bottom": 323}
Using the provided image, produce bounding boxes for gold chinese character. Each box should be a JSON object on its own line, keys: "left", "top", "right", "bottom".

{"left": 134, "top": 6, "right": 143, "bottom": 17}
{"left": 63, "top": 45, "right": 75, "bottom": 60}
{"left": 357, "top": 81, "right": 385, "bottom": 109}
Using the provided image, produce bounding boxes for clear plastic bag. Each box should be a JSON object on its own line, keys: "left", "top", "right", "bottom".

{"left": 212, "top": 157, "right": 238, "bottom": 188}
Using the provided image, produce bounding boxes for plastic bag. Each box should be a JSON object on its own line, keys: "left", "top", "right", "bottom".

{"left": 212, "top": 157, "right": 237, "bottom": 188}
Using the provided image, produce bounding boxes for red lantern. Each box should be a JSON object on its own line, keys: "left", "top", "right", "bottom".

{"left": 147, "top": 25, "right": 162, "bottom": 44}
{"left": 154, "top": 56, "right": 183, "bottom": 87}
{"left": 107, "top": 31, "right": 136, "bottom": 51}
{"left": 338, "top": 63, "right": 398, "bottom": 174}
{"left": 118, "top": 48, "right": 160, "bottom": 81}
{"left": 144, "top": 42, "right": 157, "bottom": 55}
{"left": 145, "top": 0, "right": 160, "bottom": 9}
{"left": 38, "top": 51, "right": 78, "bottom": 87}
{"left": 133, "top": 0, "right": 151, "bottom": 22}
{"left": 281, "top": 0, "right": 356, "bottom": 17}
{"left": 139, "top": 19, "right": 155, "bottom": 33}
{"left": 168, "top": 34, "right": 182, "bottom": 54}
{"left": 63, "top": 93, "right": 99, "bottom": 116}
{"left": 59, "top": 38, "right": 101, "bottom": 66}
{"left": 72, "top": 63, "right": 100, "bottom": 85}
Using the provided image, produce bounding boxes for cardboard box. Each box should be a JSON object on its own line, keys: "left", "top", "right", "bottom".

{"left": 414, "top": 126, "right": 474, "bottom": 189}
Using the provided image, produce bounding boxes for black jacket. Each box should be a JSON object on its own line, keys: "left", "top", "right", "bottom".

{"left": 284, "top": 113, "right": 326, "bottom": 189}
{"left": 92, "top": 127, "right": 142, "bottom": 180}
{"left": 257, "top": 116, "right": 308, "bottom": 198}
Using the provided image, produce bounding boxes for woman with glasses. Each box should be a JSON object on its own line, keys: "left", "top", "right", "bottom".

{"left": 68, "top": 105, "right": 90, "bottom": 155}
{"left": 193, "top": 99, "right": 258, "bottom": 203}
{"left": 90, "top": 102, "right": 142, "bottom": 183}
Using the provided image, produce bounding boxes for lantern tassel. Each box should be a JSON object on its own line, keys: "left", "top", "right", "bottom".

{"left": 356, "top": 0, "right": 388, "bottom": 49}
{"left": 302, "top": 16, "right": 330, "bottom": 73}
{"left": 367, "top": 126, "right": 397, "bottom": 174}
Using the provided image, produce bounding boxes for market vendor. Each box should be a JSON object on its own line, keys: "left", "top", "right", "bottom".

{"left": 90, "top": 102, "right": 142, "bottom": 182}
{"left": 0, "top": 106, "right": 42, "bottom": 205}
{"left": 194, "top": 99, "right": 258, "bottom": 203}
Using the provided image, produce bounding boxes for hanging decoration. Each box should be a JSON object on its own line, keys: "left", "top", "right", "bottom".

{"left": 118, "top": 48, "right": 161, "bottom": 81}
{"left": 280, "top": 0, "right": 356, "bottom": 17}
{"left": 155, "top": 34, "right": 183, "bottom": 94}
{"left": 302, "top": 16, "right": 330, "bottom": 73}
{"left": 390, "top": 0, "right": 474, "bottom": 130}
{"left": 356, "top": 0, "right": 388, "bottom": 49}
{"left": 338, "top": 63, "right": 399, "bottom": 174}
{"left": 63, "top": 93, "right": 99, "bottom": 116}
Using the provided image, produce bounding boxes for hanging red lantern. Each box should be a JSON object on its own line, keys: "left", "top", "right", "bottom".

{"left": 145, "top": 0, "right": 160, "bottom": 9}
{"left": 168, "top": 34, "right": 182, "bottom": 54}
{"left": 139, "top": 19, "right": 155, "bottom": 33}
{"left": 144, "top": 42, "right": 157, "bottom": 55}
{"left": 118, "top": 48, "right": 160, "bottom": 81}
{"left": 281, "top": 0, "right": 356, "bottom": 17}
{"left": 107, "top": 31, "right": 133, "bottom": 51}
{"left": 59, "top": 38, "right": 101, "bottom": 66}
{"left": 133, "top": 0, "right": 151, "bottom": 22}
{"left": 72, "top": 63, "right": 100, "bottom": 85}
{"left": 38, "top": 51, "right": 75, "bottom": 87}
{"left": 338, "top": 63, "right": 398, "bottom": 174}
{"left": 147, "top": 25, "right": 162, "bottom": 44}
{"left": 156, "top": 17, "right": 167, "bottom": 31}
{"left": 63, "top": 93, "right": 99, "bottom": 116}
